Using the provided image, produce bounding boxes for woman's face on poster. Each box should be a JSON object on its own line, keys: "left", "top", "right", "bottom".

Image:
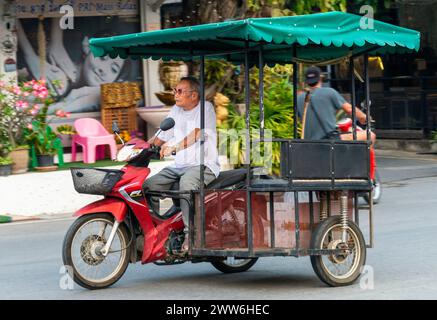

{"left": 83, "top": 54, "right": 125, "bottom": 86}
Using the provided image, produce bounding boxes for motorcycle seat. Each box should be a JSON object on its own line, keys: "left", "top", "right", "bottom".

{"left": 169, "top": 168, "right": 248, "bottom": 190}
{"left": 207, "top": 168, "right": 248, "bottom": 189}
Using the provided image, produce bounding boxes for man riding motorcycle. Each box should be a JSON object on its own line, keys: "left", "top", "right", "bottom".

{"left": 143, "top": 76, "right": 220, "bottom": 254}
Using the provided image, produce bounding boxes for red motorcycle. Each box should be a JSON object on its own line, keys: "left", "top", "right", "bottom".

{"left": 337, "top": 110, "right": 382, "bottom": 204}
{"left": 62, "top": 119, "right": 258, "bottom": 290}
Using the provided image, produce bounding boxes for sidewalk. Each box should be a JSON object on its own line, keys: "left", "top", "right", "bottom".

{"left": 0, "top": 160, "right": 174, "bottom": 220}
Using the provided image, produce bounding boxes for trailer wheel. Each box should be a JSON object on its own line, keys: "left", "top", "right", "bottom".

{"left": 310, "top": 216, "right": 366, "bottom": 287}
{"left": 211, "top": 257, "right": 258, "bottom": 273}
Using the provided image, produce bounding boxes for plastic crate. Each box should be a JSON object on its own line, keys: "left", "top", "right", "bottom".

{"left": 101, "top": 105, "right": 138, "bottom": 134}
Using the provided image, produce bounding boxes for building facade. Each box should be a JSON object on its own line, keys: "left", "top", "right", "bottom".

{"left": 4, "top": 0, "right": 165, "bottom": 135}
{"left": 332, "top": 0, "right": 437, "bottom": 138}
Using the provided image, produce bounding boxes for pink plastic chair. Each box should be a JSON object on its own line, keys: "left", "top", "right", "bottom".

{"left": 72, "top": 118, "right": 117, "bottom": 163}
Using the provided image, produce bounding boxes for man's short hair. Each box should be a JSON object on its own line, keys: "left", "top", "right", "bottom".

{"left": 180, "top": 76, "right": 200, "bottom": 93}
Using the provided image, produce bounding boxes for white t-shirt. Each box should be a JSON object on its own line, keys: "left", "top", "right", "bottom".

{"left": 157, "top": 101, "right": 220, "bottom": 178}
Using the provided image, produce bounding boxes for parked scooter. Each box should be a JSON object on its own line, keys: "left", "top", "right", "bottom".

{"left": 336, "top": 101, "right": 382, "bottom": 204}
{"left": 62, "top": 118, "right": 257, "bottom": 290}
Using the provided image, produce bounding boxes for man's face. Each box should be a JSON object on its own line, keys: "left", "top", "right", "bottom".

{"left": 174, "top": 80, "right": 199, "bottom": 109}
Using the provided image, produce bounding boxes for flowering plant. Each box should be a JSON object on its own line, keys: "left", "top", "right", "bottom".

{"left": 0, "top": 79, "right": 55, "bottom": 148}
{"left": 23, "top": 80, "right": 70, "bottom": 155}
{"left": 0, "top": 78, "right": 70, "bottom": 156}
{"left": 0, "top": 79, "right": 31, "bottom": 152}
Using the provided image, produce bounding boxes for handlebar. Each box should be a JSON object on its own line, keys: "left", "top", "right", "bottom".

{"left": 354, "top": 119, "right": 375, "bottom": 131}
{"left": 150, "top": 145, "right": 175, "bottom": 154}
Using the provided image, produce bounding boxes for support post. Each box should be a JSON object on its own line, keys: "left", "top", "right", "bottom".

{"left": 364, "top": 53, "right": 374, "bottom": 248}
{"left": 259, "top": 46, "right": 265, "bottom": 140}
{"left": 294, "top": 191, "right": 300, "bottom": 252}
{"left": 199, "top": 55, "right": 206, "bottom": 248}
{"left": 364, "top": 54, "right": 371, "bottom": 141}
{"left": 292, "top": 44, "right": 298, "bottom": 139}
{"left": 244, "top": 42, "right": 253, "bottom": 255}
{"left": 349, "top": 56, "right": 357, "bottom": 140}
{"left": 270, "top": 192, "right": 275, "bottom": 248}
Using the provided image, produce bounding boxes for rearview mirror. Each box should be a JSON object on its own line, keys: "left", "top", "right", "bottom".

{"left": 112, "top": 121, "right": 120, "bottom": 134}
{"left": 160, "top": 117, "right": 175, "bottom": 131}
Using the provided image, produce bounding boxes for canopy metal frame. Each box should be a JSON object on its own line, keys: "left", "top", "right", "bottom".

{"left": 187, "top": 41, "right": 374, "bottom": 258}
{"left": 87, "top": 13, "right": 418, "bottom": 256}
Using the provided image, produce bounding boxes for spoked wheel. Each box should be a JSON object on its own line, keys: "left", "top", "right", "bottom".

{"left": 62, "top": 213, "right": 131, "bottom": 290}
{"left": 310, "top": 216, "right": 366, "bottom": 287}
{"left": 211, "top": 257, "right": 258, "bottom": 273}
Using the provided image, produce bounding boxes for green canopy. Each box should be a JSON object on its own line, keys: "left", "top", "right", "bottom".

{"left": 89, "top": 11, "right": 420, "bottom": 64}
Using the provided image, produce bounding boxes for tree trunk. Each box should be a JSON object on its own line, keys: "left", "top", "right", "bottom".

{"left": 183, "top": 0, "right": 243, "bottom": 25}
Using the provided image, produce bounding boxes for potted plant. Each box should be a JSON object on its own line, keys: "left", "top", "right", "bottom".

{"left": 56, "top": 124, "right": 75, "bottom": 147}
{"left": 0, "top": 78, "right": 52, "bottom": 173}
{"left": 0, "top": 156, "right": 13, "bottom": 176}
{"left": 22, "top": 80, "right": 69, "bottom": 169}
{"left": 218, "top": 76, "right": 299, "bottom": 176}
{"left": 0, "top": 79, "right": 31, "bottom": 173}
{"left": 0, "top": 128, "right": 12, "bottom": 176}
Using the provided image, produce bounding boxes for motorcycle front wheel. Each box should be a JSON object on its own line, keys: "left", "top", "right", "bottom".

{"left": 62, "top": 213, "right": 131, "bottom": 290}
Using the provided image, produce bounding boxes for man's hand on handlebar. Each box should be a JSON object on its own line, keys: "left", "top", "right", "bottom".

{"left": 147, "top": 136, "right": 165, "bottom": 147}
{"left": 160, "top": 145, "right": 176, "bottom": 159}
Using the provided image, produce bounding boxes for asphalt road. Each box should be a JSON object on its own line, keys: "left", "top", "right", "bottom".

{"left": 1, "top": 154, "right": 437, "bottom": 300}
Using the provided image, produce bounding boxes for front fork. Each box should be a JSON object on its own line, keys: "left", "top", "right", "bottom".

{"left": 100, "top": 220, "right": 121, "bottom": 256}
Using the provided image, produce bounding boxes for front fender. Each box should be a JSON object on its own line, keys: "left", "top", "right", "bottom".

{"left": 74, "top": 198, "right": 128, "bottom": 222}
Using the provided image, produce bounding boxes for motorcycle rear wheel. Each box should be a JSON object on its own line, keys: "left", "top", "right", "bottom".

{"left": 62, "top": 213, "right": 131, "bottom": 290}
{"left": 310, "top": 216, "right": 366, "bottom": 287}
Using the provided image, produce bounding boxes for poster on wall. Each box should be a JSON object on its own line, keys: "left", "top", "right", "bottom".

{"left": 16, "top": 14, "right": 142, "bottom": 114}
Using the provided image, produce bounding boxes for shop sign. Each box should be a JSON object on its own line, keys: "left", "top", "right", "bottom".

{"left": 15, "top": 0, "right": 139, "bottom": 18}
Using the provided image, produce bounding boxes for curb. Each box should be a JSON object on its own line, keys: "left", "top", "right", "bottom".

{"left": 0, "top": 214, "right": 41, "bottom": 224}
{"left": 375, "top": 149, "right": 437, "bottom": 162}
{"left": 0, "top": 215, "right": 12, "bottom": 224}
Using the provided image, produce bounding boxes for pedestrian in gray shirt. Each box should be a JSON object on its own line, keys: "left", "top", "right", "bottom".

{"left": 297, "top": 66, "right": 376, "bottom": 143}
